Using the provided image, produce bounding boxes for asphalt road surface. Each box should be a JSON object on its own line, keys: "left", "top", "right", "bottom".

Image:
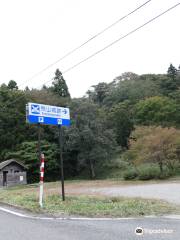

{"left": 0, "top": 210, "right": 180, "bottom": 240}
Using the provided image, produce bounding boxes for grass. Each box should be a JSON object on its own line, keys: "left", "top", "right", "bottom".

{"left": 43, "top": 195, "right": 180, "bottom": 217}
{"left": 0, "top": 181, "right": 180, "bottom": 217}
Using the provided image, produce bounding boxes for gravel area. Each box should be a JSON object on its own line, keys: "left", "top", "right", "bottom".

{"left": 83, "top": 182, "right": 180, "bottom": 204}
{"left": 65, "top": 181, "right": 180, "bottom": 204}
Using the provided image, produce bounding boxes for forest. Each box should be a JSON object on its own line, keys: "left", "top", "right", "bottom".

{"left": 0, "top": 64, "right": 180, "bottom": 182}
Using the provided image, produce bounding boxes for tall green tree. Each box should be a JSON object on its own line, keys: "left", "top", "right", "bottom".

{"left": 167, "top": 64, "right": 177, "bottom": 81}
{"left": 64, "top": 100, "right": 117, "bottom": 179}
{"left": 0, "top": 86, "right": 33, "bottom": 158}
{"left": 108, "top": 101, "right": 134, "bottom": 149}
{"left": 159, "top": 64, "right": 179, "bottom": 96}
{"left": 52, "top": 69, "right": 70, "bottom": 98}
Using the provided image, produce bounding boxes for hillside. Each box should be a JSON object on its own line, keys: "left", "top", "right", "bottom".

{"left": 0, "top": 64, "right": 180, "bottom": 181}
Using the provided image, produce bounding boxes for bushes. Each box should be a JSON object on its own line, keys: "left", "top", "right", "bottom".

{"left": 121, "top": 126, "right": 180, "bottom": 181}
{"left": 138, "top": 164, "right": 161, "bottom": 180}
{"left": 103, "top": 157, "right": 130, "bottom": 170}
{"left": 123, "top": 164, "right": 171, "bottom": 180}
{"left": 123, "top": 168, "right": 138, "bottom": 180}
{"left": 125, "top": 126, "right": 180, "bottom": 174}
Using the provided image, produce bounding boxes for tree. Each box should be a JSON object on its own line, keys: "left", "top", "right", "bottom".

{"left": 167, "top": 64, "right": 177, "bottom": 81}
{"left": 25, "top": 88, "right": 68, "bottom": 106}
{"left": 87, "top": 82, "right": 109, "bottom": 106}
{"left": 24, "top": 86, "right": 30, "bottom": 91}
{"left": 114, "top": 72, "right": 138, "bottom": 82}
{"left": 159, "top": 64, "right": 180, "bottom": 96}
{"left": 127, "top": 126, "right": 180, "bottom": 173}
{"left": 64, "top": 100, "right": 117, "bottom": 179}
{"left": 159, "top": 76, "right": 178, "bottom": 96}
{"left": 8, "top": 80, "right": 18, "bottom": 90}
{"left": 52, "top": 69, "right": 70, "bottom": 98}
{"left": 5, "top": 140, "right": 59, "bottom": 182}
{"left": 135, "top": 96, "right": 178, "bottom": 127}
{"left": 0, "top": 86, "right": 30, "bottom": 158}
{"left": 108, "top": 101, "right": 134, "bottom": 148}
{"left": 103, "top": 73, "right": 161, "bottom": 106}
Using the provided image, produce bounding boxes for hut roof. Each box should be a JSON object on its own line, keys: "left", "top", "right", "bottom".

{"left": 0, "top": 159, "right": 27, "bottom": 170}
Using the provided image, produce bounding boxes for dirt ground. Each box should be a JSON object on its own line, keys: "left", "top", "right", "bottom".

{"left": 42, "top": 179, "right": 180, "bottom": 204}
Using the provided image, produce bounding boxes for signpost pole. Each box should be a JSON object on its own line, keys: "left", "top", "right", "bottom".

{"left": 58, "top": 124, "right": 65, "bottom": 201}
{"left": 38, "top": 123, "right": 44, "bottom": 207}
{"left": 38, "top": 123, "right": 41, "bottom": 164}
{"left": 39, "top": 153, "right": 45, "bottom": 208}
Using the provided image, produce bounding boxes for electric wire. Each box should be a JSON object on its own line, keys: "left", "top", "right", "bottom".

{"left": 45, "top": 3, "right": 180, "bottom": 81}
{"left": 15, "top": 0, "right": 152, "bottom": 89}
{"left": 0, "top": 2, "right": 179, "bottom": 114}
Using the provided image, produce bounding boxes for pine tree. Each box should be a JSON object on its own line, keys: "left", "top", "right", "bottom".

{"left": 167, "top": 64, "right": 177, "bottom": 80}
{"left": 52, "top": 69, "right": 70, "bottom": 98}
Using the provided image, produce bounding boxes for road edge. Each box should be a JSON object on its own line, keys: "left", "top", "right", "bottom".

{"left": 0, "top": 204, "right": 180, "bottom": 221}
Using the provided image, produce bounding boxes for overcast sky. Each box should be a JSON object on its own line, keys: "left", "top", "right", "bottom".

{"left": 0, "top": 0, "right": 179, "bottom": 97}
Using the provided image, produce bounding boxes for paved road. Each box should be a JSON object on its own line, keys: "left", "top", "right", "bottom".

{"left": 0, "top": 210, "right": 180, "bottom": 240}
{"left": 85, "top": 182, "right": 180, "bottom": 204}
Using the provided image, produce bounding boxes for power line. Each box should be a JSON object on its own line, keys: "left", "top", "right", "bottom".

{"left": 45, "top": 3, "right": 180, "bottom": 80}
{"left": 16, "top": 0, "right": 152, "bottom": 89}
{"left": 0, "top": 2, "right": 179, "bottom": 113}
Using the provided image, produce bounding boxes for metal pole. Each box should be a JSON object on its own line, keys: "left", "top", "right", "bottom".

{"left": 58, "top": 125, "right": 65, "bottom": 201}
{"left": 38, "top": 123, "right": 41, "bottom": 164}
{"left": 39, "top": 153, "right": 45, "bottom": 208}
{"left": 38, "top": 123, "right": 44, "bottom": 207}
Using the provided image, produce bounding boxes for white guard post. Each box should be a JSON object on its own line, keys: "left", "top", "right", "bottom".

{"left": 39, "top": 153, "right": 45, "bottom": 208}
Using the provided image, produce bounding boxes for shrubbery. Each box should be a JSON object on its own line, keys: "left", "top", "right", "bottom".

{"left": 122, "top": 126, "right": 180, "bottom": 176}
{"left": 137, "top": 164, "right": 161, "bottom": 180}
{"left": 123, "top": 168, "right": 138, "bottom": 180}
{"left": 123, "top": 164, "right": 172, "bottom": 180}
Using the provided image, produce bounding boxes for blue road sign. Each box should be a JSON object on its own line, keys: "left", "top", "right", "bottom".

{"left": 26, "top": 102, "right": 70, "bottom": 126}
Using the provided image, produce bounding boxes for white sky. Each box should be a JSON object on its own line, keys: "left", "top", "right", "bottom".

{"left": 0, "top": 0, "right": 179, "bottom": 97}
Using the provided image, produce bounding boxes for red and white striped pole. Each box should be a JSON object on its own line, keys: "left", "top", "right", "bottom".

{"left": 39, "top": 153, "right": 45, "bottom": 208}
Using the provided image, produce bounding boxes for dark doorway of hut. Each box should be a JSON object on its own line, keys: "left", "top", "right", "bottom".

{"left": 3, "top": 171, "right": 8, "bottom": 186}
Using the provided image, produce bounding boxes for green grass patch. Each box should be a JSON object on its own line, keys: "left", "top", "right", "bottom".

{"left": 0, "top": 184, "right": 180, "bottom": 217}
{"left": 44, "top": 195, "right": 180, "bottom": 217}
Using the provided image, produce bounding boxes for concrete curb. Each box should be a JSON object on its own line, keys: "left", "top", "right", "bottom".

{"left": 0, "top": 206, "right": 136, "bottom": 220}
{"left": 1, "top": 205, "right": 180, "bottom": 221}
